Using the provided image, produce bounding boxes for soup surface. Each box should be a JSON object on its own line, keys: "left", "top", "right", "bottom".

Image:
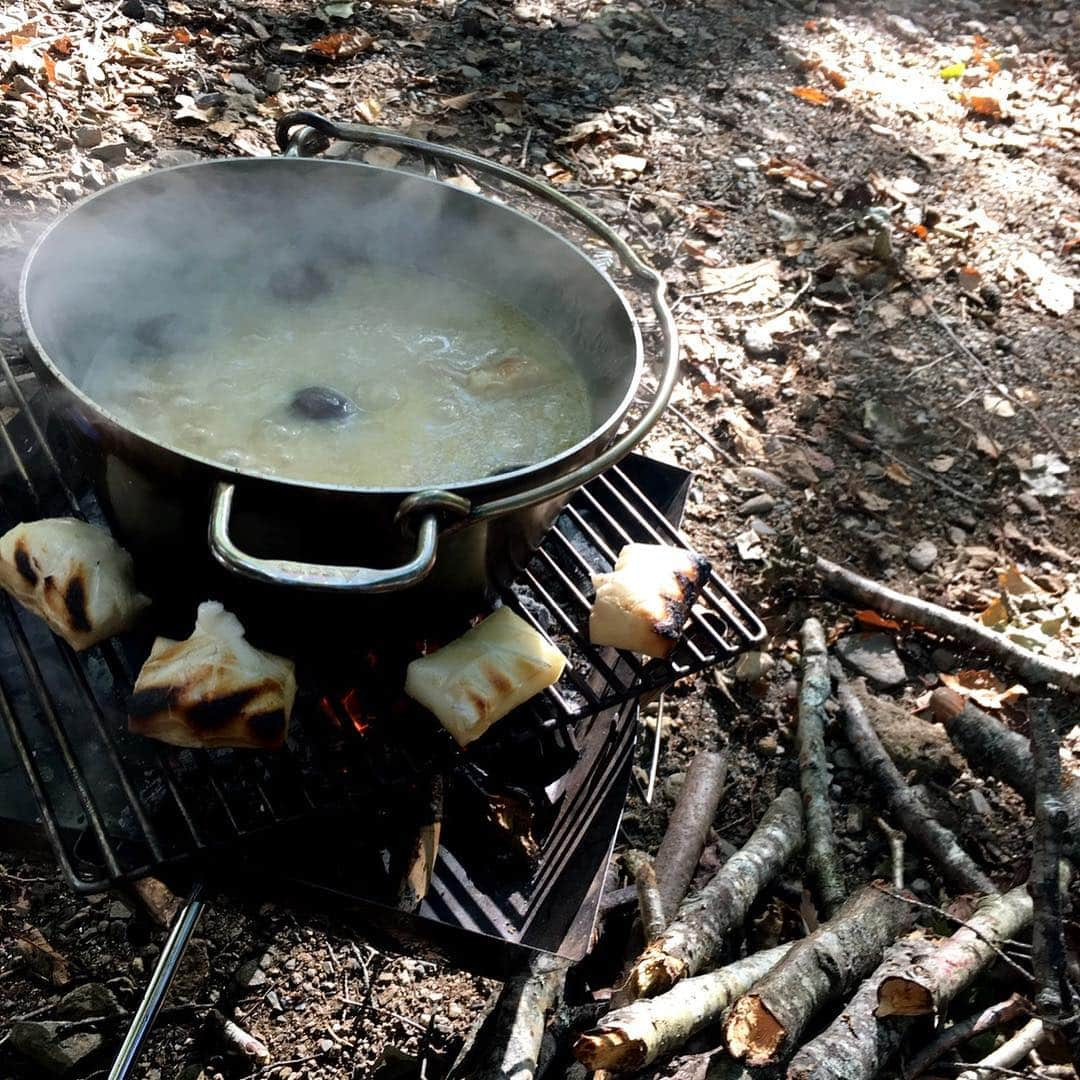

{"left": 82, "top": 265, "right": 593, "bottom": 487}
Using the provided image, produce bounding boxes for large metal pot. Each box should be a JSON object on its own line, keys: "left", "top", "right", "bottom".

{"left": 19, "top": 113, "right": 678, "bottom": 617}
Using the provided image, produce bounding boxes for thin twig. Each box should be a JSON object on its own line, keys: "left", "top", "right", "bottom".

{"left": 340, "top": 997, "right": 429, "bottom": 1034}
{"left": 875, "top": 817, "right": 905, "bottom": 889}
{"left": 877, "top": 445, "right": 987, "bottom": 507}
{"left": 665, "top": 403, "right": 740, "bottom": 465}
{"left": 871, "top": 884, "right": 1033, "bottom": 983}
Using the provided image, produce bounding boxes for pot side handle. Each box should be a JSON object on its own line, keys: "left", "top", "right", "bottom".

{"left": 274, "top": 111, "right": 680, "bottom": 525}
{"left": 208, "top": 481, "right": 447, "bottom": 593}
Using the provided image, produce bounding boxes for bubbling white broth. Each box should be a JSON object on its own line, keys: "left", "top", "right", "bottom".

{"left": 83, "top": 266, "right": 593, "bottom": 487}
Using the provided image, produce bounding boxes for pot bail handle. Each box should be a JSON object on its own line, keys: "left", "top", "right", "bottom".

{"left": 208, "top": 482, "right": 467, "bottom": 593}
{"left": 274, "top": 111, "right": 680, "bottom": 523}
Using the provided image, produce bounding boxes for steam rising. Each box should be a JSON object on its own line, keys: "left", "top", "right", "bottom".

{"left": 21, "top": 158, "right": 640, "bottom": 489}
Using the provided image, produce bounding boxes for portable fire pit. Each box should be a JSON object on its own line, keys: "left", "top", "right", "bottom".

{"left": 0, "top": 345, "right": 764, "bottom": 1078}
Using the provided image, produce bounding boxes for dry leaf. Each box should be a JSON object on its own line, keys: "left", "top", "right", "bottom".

{"left": 823, "top": 67, "right": 846, "bottom": 88}
{"left": 363, "top": 146, "right": 403, "bottom": 168}
{"left": 884, "top": 461, "right": 913, "bottom": 487}
{"left": 307, "top": 30, "right": 374, "bottom": 57}
{"left": 717, "top": 407, "right": 765, "bottom": 458}
{"left": 174, "top": 93, "right": 218, "bottom": 122}
{"left": 928, "top": 455, "right": 955, "bottom": 473}
{"left": 41, "top": 51, "right": 55, "bottom": 82}
{"left": 963, "top": 94, "right": 1003, "bottom": 118}
{"left": 16, "top": 929, "right": 72, "bottom": 986}
{"left": 172, "top": 27, "right": 193, "bottom": 43}
{"left": 735, "top": 527, "right": 766, "bottom": 561}
{"left": 444, "top": 173, "right": 482, "bottom": 194}
{"left": 1000, "top": 564, "right": 1042, "bottom": 597}
{"left": 940, "top": 61, "right": 966, "bottom": 80}
{"left": 610, "top": 153, "right": 647, "bottom": 175}
{"left": 51, "top": 35, "right": 74, "bottom": 55}
{"left": 1035, "top": 276, "right": 1074, "bottom": 317}
{"left": 856, "top": 488, "right": 893, "bottom": 513}
{"left": 982, "top": 393, "right": 1015, "bottom": 418}
{"left": 542, "top": 161, "right": 572, "bottom": 184}
{"left": 356, "top": 96, "right": 381, "bottom": 123}
{"left": 940, "top": 669, "right": 1027, "bottom": 710}
{"left": 440, "top": 90, "right": 479, "bottom": 110}
{"left": 855, "top": 610, "right": 902, "bottom": 631}
{"left": 972, "top": 427, "right": 1001, "bottom": 459}
{"left": 791, "top": 86, "right": 831, "bottom": 105}
{"left": 698, "top": 257, "right": 782, "bottom": 303}
{"left": 978, "top": 596, "right": 1009, "bottom": 628}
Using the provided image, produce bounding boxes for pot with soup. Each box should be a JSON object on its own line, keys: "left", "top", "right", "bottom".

{"left": 19, "top": 119, "right": 678, "bottom": 615}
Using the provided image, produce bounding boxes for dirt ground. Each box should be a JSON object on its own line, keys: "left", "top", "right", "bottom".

{"left": 1, "top": 0, "right": 1079, "bottom": 1076}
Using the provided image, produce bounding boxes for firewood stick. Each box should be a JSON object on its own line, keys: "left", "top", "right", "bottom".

{"left": 724, "top": 882, "right": 915, "bottom": 1066}
{"left": 797, "top": 618, "right": 845, "bottom": 917}
{"left": 624, "top": 788, "right": 804, "bottom": 1001}
{"left": 877, "top": 884, "right": 1033, "bottom": 1017}
{"left": 903, "top": 993, "right": 1031, "bottom": 1079}
{"left": 838, "top": 677, "right": 997, "bottom": 895}
{"left": 1029, "top": 700, "right": 1079, "bottom": 1045}
{"left": 876, "top": 817, "right": 905, "bottom": 889}
{"left": 574, "top": 943, "right": 793, "bottom": 1072}
{"left": 624, "top": 851, "right": 666, "bottom": 945}
{"left": 955, "top": 1017, "right": 1046, "bottom": 1080}
{"left": 211, "top": 1010, "right": 270, "bottom": 1064}
{"left": 815, "top": 555, "right": 1080, "bottom": 694}
{"left": 934, "top": 688, "right": 1080, "bottom": 863}
{"left": 654, "top": 750, "right": 729, "bottom": 921}
{"left": 397, "top": 774, "right": 444, "bottom": 912}
{"left": 458, "top": 952, "right": 570, "bottom": 1080}
{"left": 786, "top": 934, "right": 935, "bottom": 1080}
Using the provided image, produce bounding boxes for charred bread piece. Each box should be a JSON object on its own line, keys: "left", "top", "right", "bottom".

{"left": 128, "top": 601, "right": 296, "bottom": 750}
{"left": 0, "top": 518, "right": 150, "bottom": 650}
{"left": 589, "top": 543, "right": 711, "bottom": 658}
{"left": 404, "top": 606, "right": 566, "bottom": 748}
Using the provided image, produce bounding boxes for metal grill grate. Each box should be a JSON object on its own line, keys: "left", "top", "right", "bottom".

{"left": 0, "top": 348, "right": 764, "bottom": 940}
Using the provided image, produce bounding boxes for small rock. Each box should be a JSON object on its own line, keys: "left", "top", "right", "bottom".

{"left": 846, "top": 805, "right": 864, "bottom": 834}
{"left": 154, "top": 149, "right": 204, "bottom": 168}
{"left": 907, "top": 539, "right": 938, "bottom": 572}
{"left": 228, "top": 73, "right": 263, "bottom": 98}
{"left": 734, "top": 651, "right": 775, "bottom": 684}
{"left": 1017, "top": 492, "right": 1044, "bottom": 518}
{"left": 235, "top": 960, "right": 268, "bottom": 988}
{"left": 72, "top": 125, "right": 102, "bottom": 149}
{"left": 756, "top": 734, "right": 780, "bottom": 756}
{"left": 447, "top": 1001, "right": 465, "bottom": 1020}
{"left": 89, "top": 142, "right": 128, "bottom": 165}
{"left": 743, "top": 325, "right": 775, "bottom": 357}
{"left": 736, "top": 466, "right": 788, "bottom": 493}
{"left": 59, "top": 982, "right": 123, "bottom": 1019}
{"left": 663, "top": 771, "right": 686, "bottom": 802}
{"left": 10, "top": 1022, "right": 103, "bottom": 1075}
{"left": 910, "top": 878, "right": 932, "bottom": 895}
{"left": 870, "top": 540, "right": 901, "bottom": 567}
{"left": 738, "top": 493, "right": 776, "bottom": 517}
{"left": 131, "top": 957, "right": 144, "bottom": 976}
{"left": 267, "top": 990, "right": 284, "bottom": 1013}
{"left": 109, "top": 900, "right": 132, "bottom": 919}
{"left": 120, "top": 0, "right": 144, "bottom": 18}
{"left": 121, "top": 121, "right": 154, "bottom": 146}
{"left": 733, "top": 156, "right": 758, "bottom": 171}
{"left": 835, "top": 633, "right": 906, "bottom": 688}
{"left": 948, "top": 509, "right": 977, "bottom": 530}
{"left": 946, "top": 526, "right": 966, "bottom": 546}
{"left": 887, "top": 13, "right": 924, "bottom": 40}
{"left": 57, "top": 180, "right": 84, "bottom": 201}
{"left": 318, "top": 1039, "right": 335, "bottom": 1054}
{"left": 967, "top": 789, "right": 992, "bottom": 818}
{"left": 264, "top": 68, "right": 284, "bottom": 94}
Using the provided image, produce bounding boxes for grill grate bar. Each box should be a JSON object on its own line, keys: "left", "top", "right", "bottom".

{"left": 0, "top": 595, "right": 124, "bottom": 879}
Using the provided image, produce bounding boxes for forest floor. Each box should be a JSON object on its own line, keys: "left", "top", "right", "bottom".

{"left": 1, "top": 0, "right": 1079, "bottom": 1076}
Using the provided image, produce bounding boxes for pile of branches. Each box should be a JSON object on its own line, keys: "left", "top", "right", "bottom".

{"left": 447, "top": 559, "right": 1080, "bottom": 1080}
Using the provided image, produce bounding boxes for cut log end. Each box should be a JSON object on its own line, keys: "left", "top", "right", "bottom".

{"left": 573, "top": 1026, "right": 650, "bottom": 1072}
{"left": 930, "top": 687, "right": 966, "bottom": 723}
{"left": 627, "top": 952, "right": 686, "bottom": 1000}
{"left": 724, "top": 995, "right": 785, "bottom": 1066}
{"left": 876, "top": 975, "right": 933, "bottom": 1017}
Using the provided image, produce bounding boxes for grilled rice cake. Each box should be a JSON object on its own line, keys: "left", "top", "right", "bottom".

{"left": 129, "top": 601, "right": 296, "bottom": 750}
{"left": 589, "top": 543, "right": 711, "bottom": 658}
{"left": 0, "top": 518, "right": 150, "bottom": 650}
{"left": 405, "top": 606, "right": 566, "bottom": 747}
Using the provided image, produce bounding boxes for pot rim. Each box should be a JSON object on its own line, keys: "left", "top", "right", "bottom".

{"left": 20, "top": 156, "right": 645, "bottom": 499}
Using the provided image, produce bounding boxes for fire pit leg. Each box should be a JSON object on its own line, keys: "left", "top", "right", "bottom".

{"left": 108, "top": 882, "right": 207, "bottom": 1080}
